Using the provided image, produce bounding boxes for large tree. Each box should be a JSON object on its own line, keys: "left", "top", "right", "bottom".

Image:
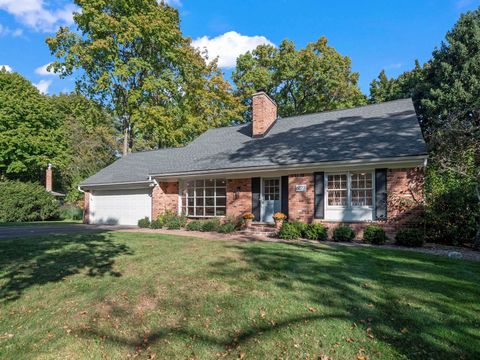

{"left": 233, "top": 37, "right": 366, "bottom": 119}
{"left": 0, "top": 70, "right": 66, "bottom": 181}
{"left": 47, "top": 0, "right": 243, "bottom": 154}
{"left": 51, "top": 94, "right": 118, "bottom": 200}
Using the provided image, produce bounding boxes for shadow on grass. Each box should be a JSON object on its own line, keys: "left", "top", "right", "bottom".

{"left": 76, "top": 240, "right": 480, "bottom": 359}
{"left": 0, "top": 232, "right": 132, "bottom": 303}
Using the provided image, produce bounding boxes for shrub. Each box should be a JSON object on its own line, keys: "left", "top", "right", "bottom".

{"left": 0, "top": 180, "right": 60, "bottom": 222}
{"left": 158, "top": 210, "right": 187, "bottom": 229}
{"left": 201, "top": 218, "right": 221, "bottom": 232}
{"left": 59, "top": 203, "right": 83, "bottom": 220}
{"left": 278, "top": 222, "right": 302, "bottom": 240}
{"left": 150, "top": 218, "right": 163, "bottom": 229}
{"left": 395, "top": 228, "right": 424, "bottom": 247}
{"left": 138, "top": 217, "right": 150, "bottom": 228}
{"left": 166, "top": 217, "right": 182, "bottom": 230}
{"left": 186, "top": 220, "right": 204, "bottom": 231}
{"left": 363, "top": 225, "right": 388, "bottom": 245}
{"left": 332, "top": 225, "right": 355, "bottom": 242}
{"left": 218, "top": 223, "right": 236, "bottom": 234}
{"left": 303, "top": 223, "right": 328, "bottom": 241}
{"left": 224, "top": 215, "right": 243, "bottom": 230}
{"left": 290, "top": 221, "right": 308, "bottom": 237}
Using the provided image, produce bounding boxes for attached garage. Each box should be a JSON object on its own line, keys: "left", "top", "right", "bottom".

{"left": 89, "top": 188, "right": 152, "bottom": 225}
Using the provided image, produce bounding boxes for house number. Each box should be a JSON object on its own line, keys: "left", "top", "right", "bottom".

{"left": 295, "top": 184, "right": 307, "bottom": 192}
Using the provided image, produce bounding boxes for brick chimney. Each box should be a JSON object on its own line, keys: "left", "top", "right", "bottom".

{"left": 46, "top": 163, "right": 53, "bottom": 192}
{"left": 252, "top": 91, "right": 277, "bottom": 137}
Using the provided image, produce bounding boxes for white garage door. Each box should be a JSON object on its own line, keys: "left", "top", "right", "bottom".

{"left": 90, "top": 188, "right": 152, "bottom": 225}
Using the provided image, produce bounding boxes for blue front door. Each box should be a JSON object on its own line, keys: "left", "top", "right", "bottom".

{"left": 261, "top": 178, "right": 281, "bottom": 223}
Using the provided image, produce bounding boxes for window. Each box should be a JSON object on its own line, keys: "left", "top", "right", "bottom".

{"left": 182, "top": 179, "right": 226, "bottom": 217}
{"left": 263, "top": 179, "right": 280, "bottom": 201}
{"left": 327, "top": 172, "right": 373, "bottom": 207}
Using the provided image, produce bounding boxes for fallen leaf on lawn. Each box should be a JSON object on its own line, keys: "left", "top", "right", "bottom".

{"left": 239, "top": 352, "right": 246, "bottom": 359}
{"left": 357, "top": 356, "right": 367, "bottom": 360}
{"left": 362, "top": 283, "right": 371, "bottom": 289}
{"left": 346, "top": 337, "right": 354, "bottom": 343}
{"left": 293, "top": 344, "right": 300, "bottom": 348}
{"left": 400, "top": 327, "right": 408, "bottom": 334}
{"left": 308, "top": 307, "right": 317, "bottom": 312}
{"left": 367, "top": 304, "right": 374, "bottom": 308}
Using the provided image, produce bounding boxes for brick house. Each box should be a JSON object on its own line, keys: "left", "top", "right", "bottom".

{"left": 80, "top": 92, "right": 427, "bottom": 234}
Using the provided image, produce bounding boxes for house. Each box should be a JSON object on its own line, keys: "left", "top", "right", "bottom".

{"left": 79, "top": 92, "right": 427, "bottom": 233}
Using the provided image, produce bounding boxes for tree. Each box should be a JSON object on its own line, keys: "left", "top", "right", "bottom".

{"left": 0, "top": 70, "right": 66, "bottom": 181}
{"left": 51, "top": 94, "right": 118, "bottom": 201}
{"left": 47, "top": 0, "right": 243, "bottom": 154}
{"left": 233, "top": 37, "right": 366, "bottom": 119}
{"left": 369, "top": 61, "right": 426, "bottom": 104}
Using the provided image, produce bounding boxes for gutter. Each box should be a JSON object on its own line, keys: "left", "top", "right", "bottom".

{"left": 78, "top": 179, "right": 154, "bottom": 190}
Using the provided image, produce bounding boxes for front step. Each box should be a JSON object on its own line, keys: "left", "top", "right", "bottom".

{"left": 241, "top": 223, "right": 278, "bottom": 236}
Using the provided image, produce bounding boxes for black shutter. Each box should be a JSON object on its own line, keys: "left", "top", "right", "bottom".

{"left": 281, "top": 176, "right": 289, "bottom": 216}
{"left": 252, "top": 177, "right": 261, "bottom": 221}
{"left": 375, "top": 169, "right": 387, "bottom": 220}
{"left": 314, "top": 172, "right": 325, "bottom": 219}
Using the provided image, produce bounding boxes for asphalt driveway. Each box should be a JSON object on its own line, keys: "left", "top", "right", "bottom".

{"left": 0, "top": 224, "right": 135, "bottom": 240}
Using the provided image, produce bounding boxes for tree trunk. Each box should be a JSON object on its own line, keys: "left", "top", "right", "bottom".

{"left": 122, "top": 126, "right": 128, "bottom": 156}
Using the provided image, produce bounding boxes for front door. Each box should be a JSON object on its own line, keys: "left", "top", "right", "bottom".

{"left": 261, "top": 178, "right": 281, "bottom": 223}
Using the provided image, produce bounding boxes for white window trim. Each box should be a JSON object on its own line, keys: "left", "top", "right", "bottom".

{"left": 325, "top": 171, "right": 375, "bottom": 210}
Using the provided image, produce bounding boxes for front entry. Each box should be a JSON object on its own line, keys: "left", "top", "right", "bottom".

{"left": 261, "top": 178, "right": 281, "bottom": 223}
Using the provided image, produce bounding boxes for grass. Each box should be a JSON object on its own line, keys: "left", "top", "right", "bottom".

{"left": 0, "top": 220, "right": 82, "bottom": 227}
{"left": 0, "top": 232, "right": 479, "bottom": 359}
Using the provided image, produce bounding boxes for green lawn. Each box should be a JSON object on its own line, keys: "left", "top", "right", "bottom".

{"left": 1, "top": 233, "right": 479, "bottom": 359}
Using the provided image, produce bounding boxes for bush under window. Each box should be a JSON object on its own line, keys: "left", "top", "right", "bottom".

{"left": 332, "top": 225, "right": 355, "bottom": 242}
{"left": 150, "top": 218, "right": 163, "bottom": 229}
{"left": 186, "top": 220, "right": 204, "bottom": 231}
{"left": 201, "top": 219, "right": 221, "bottom": 232}
{"left": 278, "top": 222, "right": 302, "bottom": 240}
{"left": 218, "top": 223, "right": 236, "bottom": 234}
{"left": 303, "top": 223, "right": 328, "bottom": 241}
{"left": 363, "top": 224, "right": 388, "bottom": 245}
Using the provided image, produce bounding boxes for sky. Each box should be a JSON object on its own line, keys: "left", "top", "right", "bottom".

{"left": 0, "top": 0, "right": 479, "bottom": 96}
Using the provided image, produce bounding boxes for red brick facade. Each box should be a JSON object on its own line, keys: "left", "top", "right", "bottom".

{"left": 252, "top": 92, "right": 277, "bottom": 137}
{"left": 152, "top": 182, "right": 179, "bottom": 219}
{"left": 226, "top": 178, "right": 252, "bottom": 218}
{"left": 287, "top": 174, "right": 315, "bottom": 222}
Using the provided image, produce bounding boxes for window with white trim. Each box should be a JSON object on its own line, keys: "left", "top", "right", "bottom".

{"left": 327, "top": 172, "right": 373, "bottom": 207}
{"left": 182, "top": 179, "right": 226, "bottom": 217}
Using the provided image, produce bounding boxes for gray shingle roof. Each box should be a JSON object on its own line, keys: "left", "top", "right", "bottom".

{"left": 80, "top": 99, "right": 427, "bottom": 186}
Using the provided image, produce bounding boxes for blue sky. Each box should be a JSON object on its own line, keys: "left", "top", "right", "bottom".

{"left": 1, "top": 0, "right": 479, "bottom": 95}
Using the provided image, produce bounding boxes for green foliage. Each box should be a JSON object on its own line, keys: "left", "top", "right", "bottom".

{"left": 395, "top": 228, "right": 425, "bottom": 247}
{"left": 186, "top": 220, "right": 204, "bottom": 231}
{"left": 363, "top": 225, "right": 388, "bottom": 245}
{"left": 138, "top": 217, "right": 150, "bottom": 228}
{"left": 233, "top": 37, "right": 366, "bottom": 119}
{"left": 278, "top": 222, "right": 302, "bottom": 240}
{"left": 218, "top": 223, "right": 236, "bottom": 234}
{"left": 332, "top": 225, "right": 355, "bottom": 242}
{"left": 157, "top": 210, "right": 186, "bottom": 229}
{"left": 290, "top": 221, "right": 308, "bottom": 237}
{"left": 201, "top": 219, "right": 221, "bottom": 232}
{"left": 150, "top": 218, "right": 164, "bottom": 229}
{"left": 0, "top": 71, "right": 65, "bottom": 180}
{"left": 0, "top": 180, "right": 60, "bottom": 222}
{"left": 303, "top": 223, "right": 328, "bottom": 241}
{"left": 59, "top": 204, "right": 83, "bottom": 221}
{"left": 47, "top": 0, "right": 244, "bottom": 154}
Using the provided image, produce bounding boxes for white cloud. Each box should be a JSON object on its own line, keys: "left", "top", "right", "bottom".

{"left": 0, "top": 64, "right": 13, "bottom": 72}
{"left": 384, "top": 62, "right": 403, "bottom": 70}
{"left": 35, "top": 62, "right": 56, "bottom": 76}
{"left": 0, "top": 0, "right": 76, "bottom": 32}
{"left": 0, "top": 23, "right": 23, "bottom": 37}
{"left": 34, "top": 79, "right": 52, "bottom": 94}
{"left": 192, "top": 31, "right": 274, "bottom": 68}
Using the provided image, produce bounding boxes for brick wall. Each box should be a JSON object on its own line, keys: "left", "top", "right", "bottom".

{"left": 226, "top": 178, "right": 252, "bottom": 218}
{"left": 386, "top": 167, "right": 424, "bottom": 225}
{"left": 152, "top": 182, "right": 179, "bottom": 219}
{"left": 252, "top": 92, "right": 277, "bottom": 137}
{"left": 83, "top": 191, "right": 90, "bottom": 224}
{"left": 287, "top": 174, "right": 314, "bottom": 222}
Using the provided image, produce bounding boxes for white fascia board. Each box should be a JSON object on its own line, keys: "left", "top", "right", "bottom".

{"left": 79, "top": 180, "right": 154, "bottom": 191}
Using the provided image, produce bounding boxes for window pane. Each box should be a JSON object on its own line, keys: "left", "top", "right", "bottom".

{"left": 205, "top": 179, "right": 214, "bottom": 187}
{"left": 195, "top": 207, "right": 204, "bottom": 216}
{"left": 188, "top": 198, "right": 194, "bottom": 206}
{"left": 188, "top": 207, "right": 195, "bottom": 215}
{"left": 206, "top": 197, "right": 214, "bottom": 206}
{"left": 216, "top": 187, "right": 226, "bottom": 197}
{"left": 216, "top": 179, "right": 226, "bottom": 187}
{"left": 196, "top": 198, "right": 204, "bottom": 206}
{"left": 205, "top": 207, "right": 214, "bottom": 216}
{"left": 328, "top": 190, "right": 347, "bottom": 206}
{"left": 215, "top": 208, "right": 226, "bottom": 216}
{"left": 187, "top": 181, "right": 195, "bottom": 188}
{"left": 216, "top": 197, "right": 226, "bottom": 207}
{"left": 195, "top": 180, "right": 204, "bottom": 187}
{"left": 205, "top": 188, "right": 215, "bottom": 197}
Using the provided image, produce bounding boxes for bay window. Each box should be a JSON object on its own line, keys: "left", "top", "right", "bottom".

{"left": 327, "top": 172, "right": 373, "bottom": 208}
{"left": 181, "top": 179, "right": 226, "bottom": 217}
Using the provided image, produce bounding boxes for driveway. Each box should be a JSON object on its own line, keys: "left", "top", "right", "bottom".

{"left": 0, "top": 224, "right": 135, "bottom": 240}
